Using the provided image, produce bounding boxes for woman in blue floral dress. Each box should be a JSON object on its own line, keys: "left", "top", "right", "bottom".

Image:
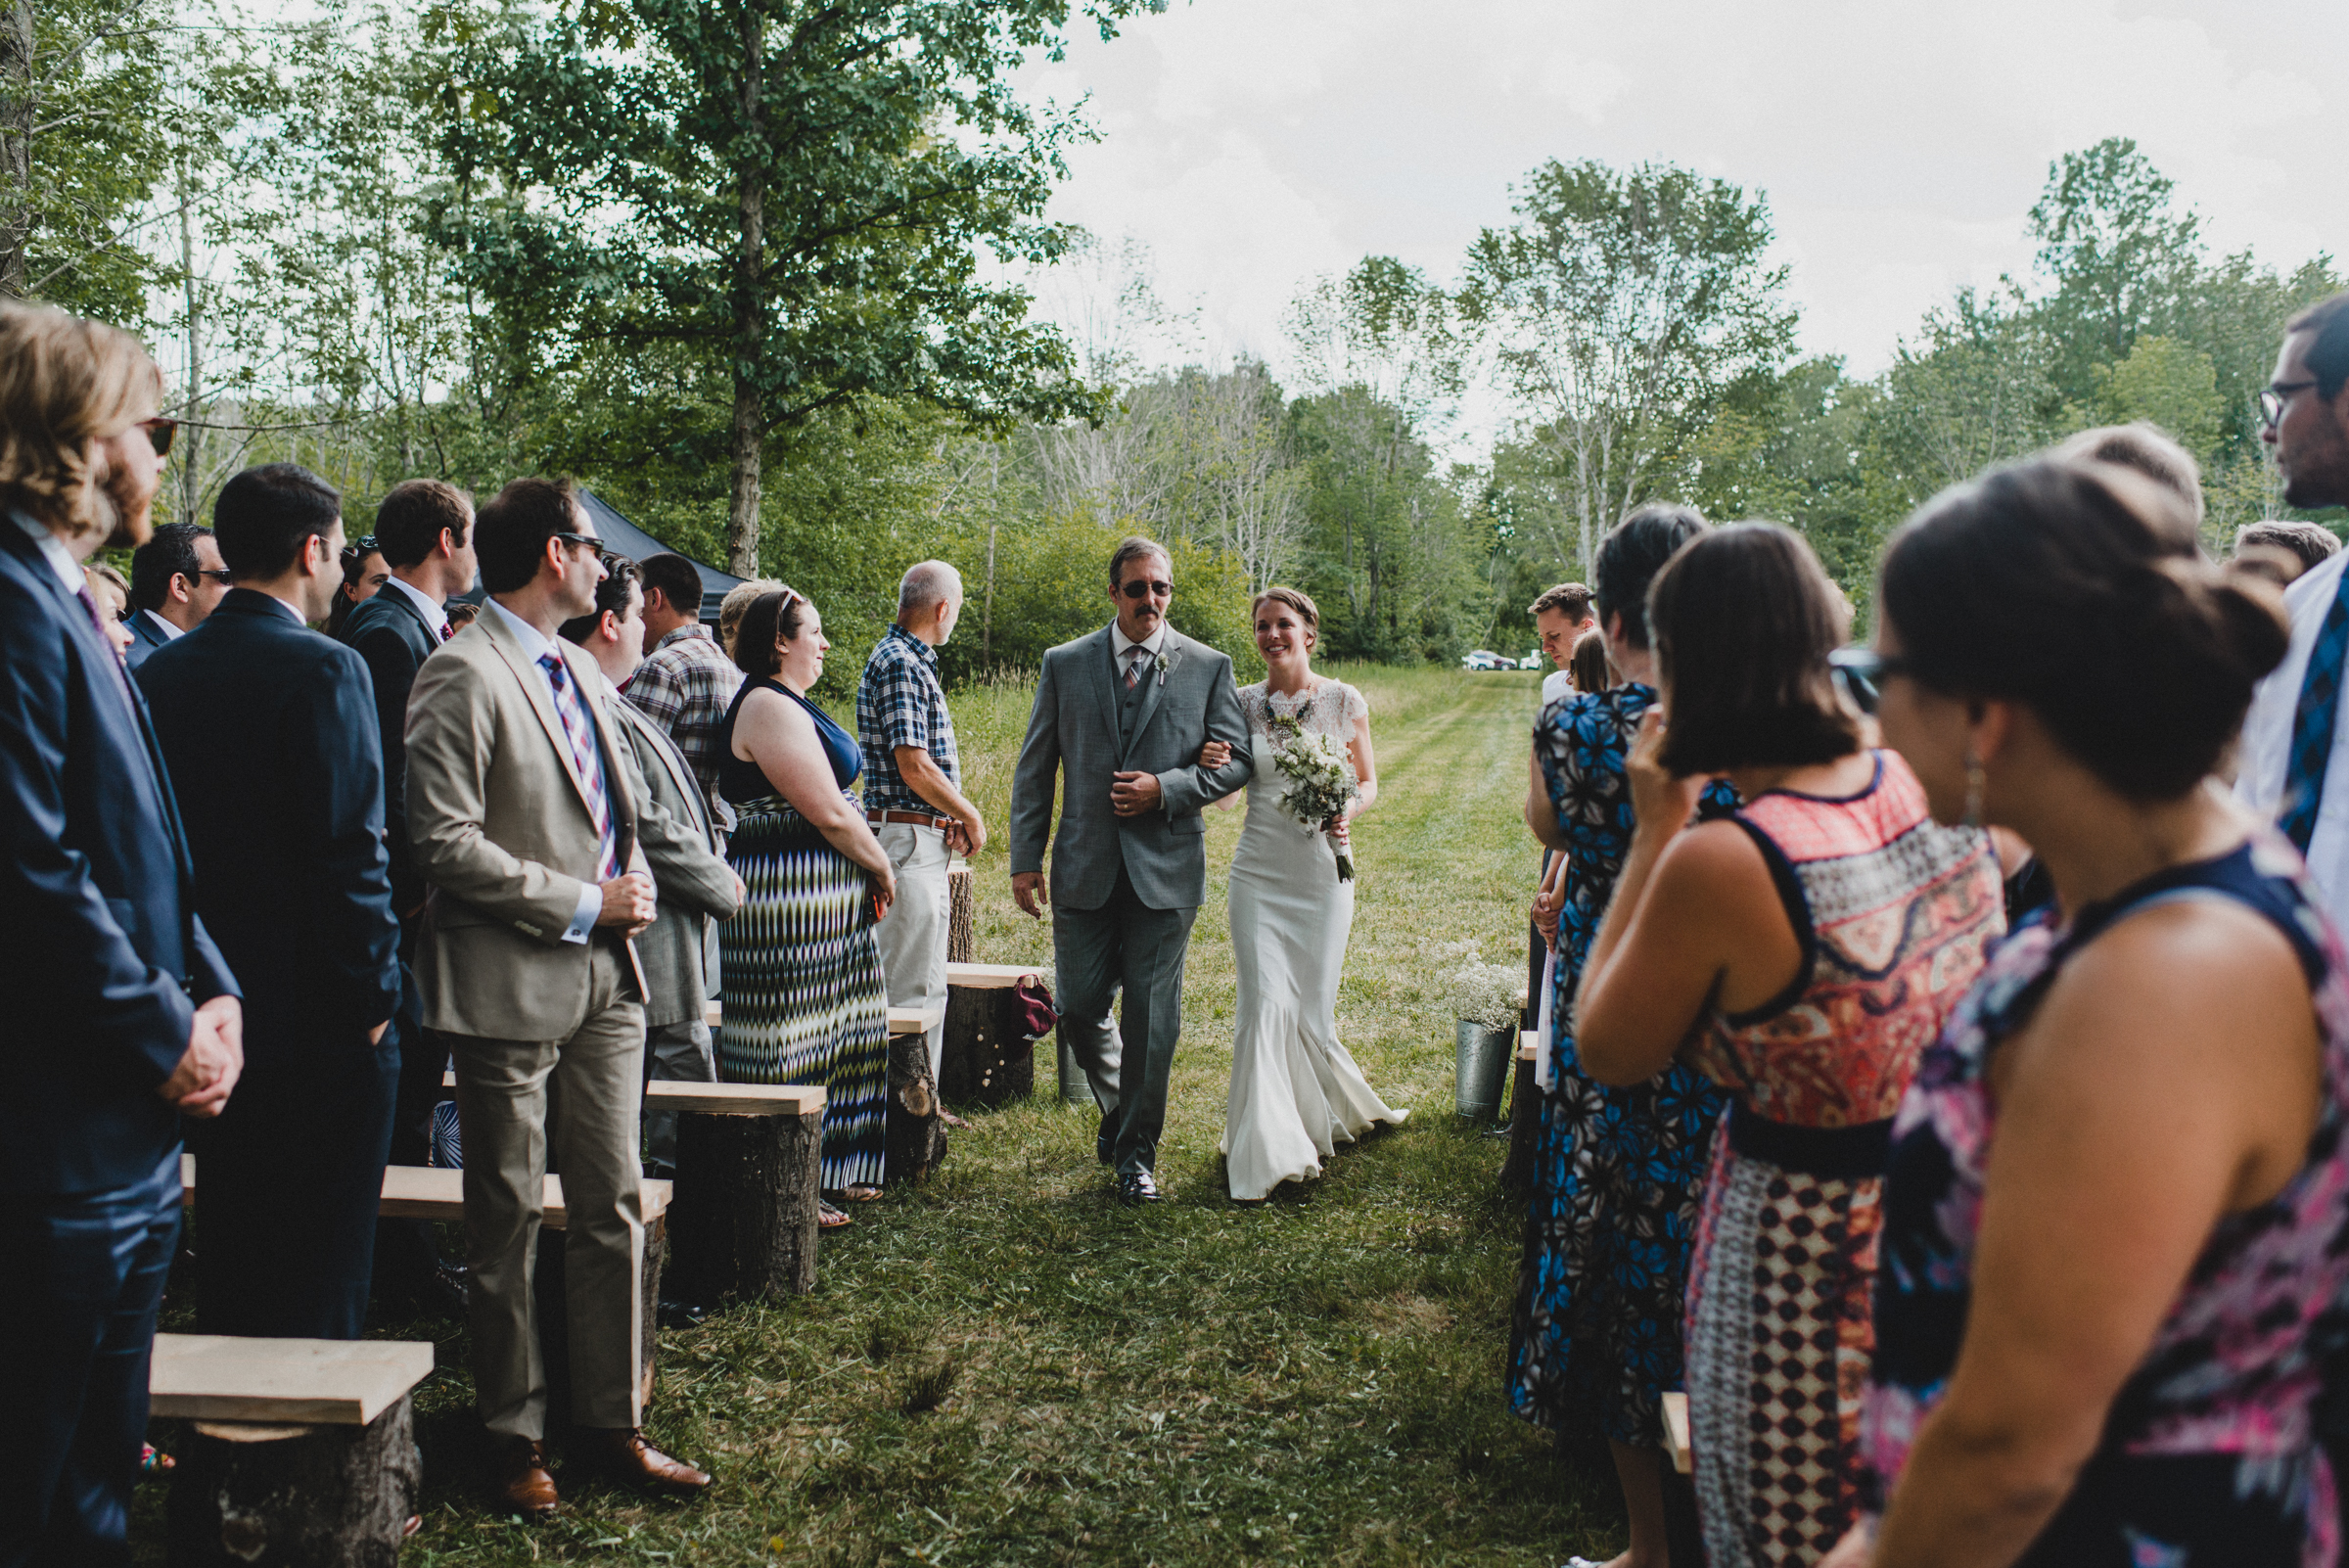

{"left": 1510, "top": 504, "right": 1724, "bottom": 1568}
{"left": 1828, "top": 458, "right": 2349, "bottom": 1567}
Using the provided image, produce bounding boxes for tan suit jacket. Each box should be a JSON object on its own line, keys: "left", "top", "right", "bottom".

{"left": 607, "top": 688, "right": 737, "bottom": 1027}
{"left": 404, "top": 604, "right": 663, "bottom": 1040}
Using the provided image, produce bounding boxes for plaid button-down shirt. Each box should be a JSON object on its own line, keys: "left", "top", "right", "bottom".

{"left": 856, "top": 624, "right": 957, "bottom": 815}
{"left": 623, "top": 623, "right": 743, "bottom": 831}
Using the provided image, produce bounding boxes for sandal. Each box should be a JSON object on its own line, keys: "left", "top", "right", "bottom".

{"left": 840, "top": 1183, "right": 883, "bottom": 1203}
{"left": 939, "top": 1111, "right": 973, "bottom": 1130}
{"left": 818, "top": 1201, "right": 852, "bottom": 1229}
{"left": 141, "top": 1443, "right": 173, "bottom": 1477}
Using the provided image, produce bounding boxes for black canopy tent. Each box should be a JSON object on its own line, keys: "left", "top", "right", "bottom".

{"left": 452, "top": 488, "right": 743, "bottom": 624}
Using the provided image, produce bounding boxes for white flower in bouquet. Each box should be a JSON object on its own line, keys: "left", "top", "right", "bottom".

{"left": 1445, "top": 957, "right": 1522, "bottom": 1032}
{"left": 1265, "top": 713, "right": 1359, "bottom": 880}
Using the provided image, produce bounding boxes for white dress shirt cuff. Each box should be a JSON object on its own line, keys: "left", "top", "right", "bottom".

{"left": 563, "top": 881, "right": 602, "bottom": 945}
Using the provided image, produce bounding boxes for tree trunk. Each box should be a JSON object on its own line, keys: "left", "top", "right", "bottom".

{"left": 941, "top": 987, "right": 1035, "bottom": 1110}
{"left": 884, "top": 1030, "right": 946, "bottom": 1185}
{"left": 1500, "top": 1048, "right": 1539, "bottom": 1193}
{"left": 0, "top": 0, "right": 32, "bottom": 299}
{"left": 165, "top": 1398, "right": 422, "bottom": 1568}
{"left": 176, "top": 155, "right": 205, "bottom": 524}
{"left": 945, "top": 864, "right": 974, "bottom": 964}
{"left": 668, "top": 1108, "right": 819, "bottom": 1302}
{"left": 724, "top": 8, "right": 766, "bottom": 576}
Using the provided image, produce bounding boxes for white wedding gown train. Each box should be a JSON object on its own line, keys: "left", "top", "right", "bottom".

{"left": 1221, "top": 680, "right": 1405, "bottom": 1201}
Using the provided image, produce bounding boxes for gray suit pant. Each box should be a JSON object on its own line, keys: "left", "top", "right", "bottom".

{"left": 1055, "top": 861, "right": 1199, "bottom": 1177}
{"left": 448, "top": 939, "right": 646, "bottom": 1439}
{"left": 640, "top": 1017, "right": 716, "bottom": 1175}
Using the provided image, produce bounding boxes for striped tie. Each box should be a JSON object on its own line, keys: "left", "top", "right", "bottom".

{"left": 540, "top": 653, "right": 620, "bottom": 881}
{"left": 1126, "top": 648, "right": 1147, "bottom": 689}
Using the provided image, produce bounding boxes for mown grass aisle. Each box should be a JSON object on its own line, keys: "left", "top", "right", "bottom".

{"left": 155, "top": 667, "right": 1626, "bottom": 1567}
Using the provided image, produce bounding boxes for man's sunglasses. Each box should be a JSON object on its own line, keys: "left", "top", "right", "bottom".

{"left": 138, "top": 416, "right": 176, "bottom": 457}
{"left": 193, "top": 569, "right": 234, "bottom": 583}
{"left": 552, "top": 530, "right": 611, "bottom": 562}
{"left": 1826, "top": 647, "right": 1914, "bottom": 715}
{"left": 1119, "top": 578, "right": 1173, "bottom": 600}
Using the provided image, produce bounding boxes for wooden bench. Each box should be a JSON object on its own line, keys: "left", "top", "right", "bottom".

{"left": 940, "top": 962, "right": 1044, "bottom": 1112}
{"left": 1500, "top": 1031, "right": 1543, "bottom": 1191}
{"left": 1663, "top": 1391, "right": 1693, "bottom": 1475}
{"left": 153, "top": 1331, "right": 432, "bottom": 1564}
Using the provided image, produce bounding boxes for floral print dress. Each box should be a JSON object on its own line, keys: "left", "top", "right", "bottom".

{"left": 1861, "top": 834, "right": 2349, "bottom": 1567}
{"left": 1506, "top": 684, "right": 1731, "bottom": 1449}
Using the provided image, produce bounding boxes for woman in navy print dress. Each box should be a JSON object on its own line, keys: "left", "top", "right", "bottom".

{"left": 1823, "top": 458, "right": 2349, "bottom": 1568}
{"left": 1510, "top": 504, "right": 1725, "bottom": 1568}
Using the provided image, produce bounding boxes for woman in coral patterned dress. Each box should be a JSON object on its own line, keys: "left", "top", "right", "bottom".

{"left": 1821, "top": 459, "right": 2349, "bottom": 1568}
{"left": 1574, "top": 525, "right": 2005, "bottom": 1568}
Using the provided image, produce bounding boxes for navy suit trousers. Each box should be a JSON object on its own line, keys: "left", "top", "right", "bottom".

{"left": 0, "top": 1151, "right": 180, "bottom": 1568}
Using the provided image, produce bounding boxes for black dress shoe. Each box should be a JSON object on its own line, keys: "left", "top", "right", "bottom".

{"left": 1096, "top": 1116, "right": 1119, "bottom": 1166}
{"left": 1117, "top": 1171, "right": 1163, "bottom": 1205}
{"left": 657, "top": 1298, "right": 707, "bottom": 1330}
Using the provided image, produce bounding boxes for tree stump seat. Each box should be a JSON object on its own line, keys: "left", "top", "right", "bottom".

{"left": 152, "top": 1332, "right": 432, "bottom": 1568}
{"left": 1499, "top": 1033, "right": 1542, "bottom": 1192}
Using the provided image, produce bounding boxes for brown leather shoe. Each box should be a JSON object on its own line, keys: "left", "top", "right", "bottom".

{"left": 492, "top": 1436, "right": 559, "bottom": 1518}
{"left": 573, "top": 1427, "right": 713, "bottom": 1497}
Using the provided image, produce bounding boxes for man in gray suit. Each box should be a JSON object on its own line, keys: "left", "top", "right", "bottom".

{"left": 1010, "top": 536, "right": 1253, "bottom": 1204}
{"left": 404, "top": 478, "right": 712, "bottom": 1514}
{"left": 559, "top": 554, "right": 741, "bottom": 1179}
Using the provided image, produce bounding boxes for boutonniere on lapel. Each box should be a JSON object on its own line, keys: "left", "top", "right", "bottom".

{"left": 1154, "top": 649, "right": 1176, "bottom": 687}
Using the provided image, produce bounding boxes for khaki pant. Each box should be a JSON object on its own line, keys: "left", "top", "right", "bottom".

{"left": 871, "top": 822, "right": 950, "bottom": 1079}
{"left": 449, "top": 939, "right": 645, "bottom": 1438}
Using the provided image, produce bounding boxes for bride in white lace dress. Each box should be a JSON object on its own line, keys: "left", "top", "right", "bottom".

{"left": 1207, "top": 587, "right": 1406, "bottom": 1201}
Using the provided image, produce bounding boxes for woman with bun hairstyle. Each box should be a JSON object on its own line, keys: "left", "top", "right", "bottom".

{"left": 1573, "top": 523, "right": 2005, "bottom": 1568}
{"left": 1820, "top": 458, "right": 2349, "bottom": 1567}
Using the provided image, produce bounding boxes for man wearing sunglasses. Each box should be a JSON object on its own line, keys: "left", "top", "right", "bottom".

{"left": 123, "top": 522, "right": 231, "bottom": 669}
{"left": 1009, "top": 536, "right": 1254, "bottom": 1205}
{"left": 2239, "top": 291, "right": 2349, "bottom": 919}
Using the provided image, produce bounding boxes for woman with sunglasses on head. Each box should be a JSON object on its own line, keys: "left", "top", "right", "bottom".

{"left": 322, "top": 531, "right": 389, "bottom": 638}
{"left": 714, "top": 586, "right": 895, "bottom": 1228}
{"left": 1816, "top": 458, "right": 2349, "bottom": 1568}
{"left": 1573, "top": 524, "right": 2006, "bottom": 1568}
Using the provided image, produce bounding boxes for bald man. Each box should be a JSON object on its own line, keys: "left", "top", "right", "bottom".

{"left": 856, "top": 561, "right": 986, "bottom": 1088}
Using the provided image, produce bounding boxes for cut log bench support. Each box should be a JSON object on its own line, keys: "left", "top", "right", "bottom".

{"left": 154, "top": 1333, "right": 432, "bottom": 1568}
{"left": 946, "top": 861, "right": 975, "bottom": 964}
{"left": 181, "top": 1160, "right": 671, "bottom": 1413}
{"left": 939, "top": 962, "right": 1042, "bottom": 1112}
{"left": 1500, "top": 1033, "right": 1542, "bottom": 1192}
{"left": 1663, "top": 1391, "right": 1693, "bottom": 1474}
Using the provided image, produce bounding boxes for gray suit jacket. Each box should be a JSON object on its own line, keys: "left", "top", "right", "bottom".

{"left": 403, "top": 606, "right": 674, "bottom": 1040}
{"left": 608, "top": 689, "right": 738, "bottom": 1027}
{"left": 1010, "top": 624, "right": 1253, "bottom": 911}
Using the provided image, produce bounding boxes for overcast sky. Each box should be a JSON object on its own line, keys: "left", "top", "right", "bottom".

{"left": 1014, "top": 0, "right": 2346, "bottom": 396}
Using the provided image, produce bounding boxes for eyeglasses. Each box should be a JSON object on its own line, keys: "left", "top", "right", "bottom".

{"left": 2260, "top": 380, "right": 2321, "bottom": 431}
{"left": 551, "top": 530, "right": 610, "bottom": 563}
{"left": 340, "top": 534, "right": 379, "bottom": 565}
{"left": 1827, "top": 646, "right": 1913, "bottom": 715}
{"left": 137, "top": 416, "right": 176, "bottom": 457}
{"left": 1120, "top": 578, "right": 1173, "bottom": 600}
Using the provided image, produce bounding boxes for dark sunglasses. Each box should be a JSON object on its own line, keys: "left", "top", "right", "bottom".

{"left": 1120, "top": 578, "right": 1173, "bottom": 600}
{"left": 138, "top": 416, "right": 176, "bottom": 457}
{"left": 552, "top": 530, "right": 610, "bottom": 562}
{"left": 339, "top": 534, "right": 380, "bottom": 565}
{"left": 193, "top": 568, "right": 234, "bottom": 583}
{"left": 1827, "top": 646, "right": 1914, "bottom": 715}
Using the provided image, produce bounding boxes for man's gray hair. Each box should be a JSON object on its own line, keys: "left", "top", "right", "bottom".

{"left": 898, "top": 559, "right": 963, "bottom": 618}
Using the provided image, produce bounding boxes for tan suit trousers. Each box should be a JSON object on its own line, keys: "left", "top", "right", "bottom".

{"left": 449, "top": 937, "right": 645, "bottom": 1438}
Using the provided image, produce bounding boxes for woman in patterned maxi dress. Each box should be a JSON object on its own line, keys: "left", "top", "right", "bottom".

{"left": 1510, "top": 504, "right": 1725, "bottom": 1568}
{"left": 714, "top": 588, "right": 894, "bottom": 1222}
{"left": 1574, "top": 525, "right": 2004, "bottom": 1568}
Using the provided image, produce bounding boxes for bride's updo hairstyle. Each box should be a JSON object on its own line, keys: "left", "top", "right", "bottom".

{"left": 1648, "top": 522, "right": 1862, "bottom": 775}
{"left": 1252, "top": 585, "right": 1320, "bottom": 648}
{"left": 1878, "top": 458, "right": 2288, "bottom": 802}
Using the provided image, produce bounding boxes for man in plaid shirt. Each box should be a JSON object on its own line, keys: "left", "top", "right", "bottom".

{"left": 858, "top": 561, "right": 987, "bottom": 1090}
{"left": 624, "top": 553, "right": 744, "bottom": 840}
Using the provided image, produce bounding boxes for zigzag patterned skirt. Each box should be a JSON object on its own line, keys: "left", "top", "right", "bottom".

{"left": 718, "top": 792, "right": 889, "bottom": 1190}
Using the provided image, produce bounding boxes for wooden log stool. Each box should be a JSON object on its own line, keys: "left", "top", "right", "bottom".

{"left": 155, "top": 1332, "right": 432, "bottom": 1568}
{"left": 1499, "top": 1032, "right": 1542, "bottom": 1192}
{"left": 939, "top": 962, "right": 1041, "bottom": 1110}
{"left": 946, "top": 862, "right": 975, "bottom": 964}
{"left": 884, "top": 1003, "right": 950, "bottom": 1186}
{"left": 662, "top": 1081, "right": 828, "bottom": 1302}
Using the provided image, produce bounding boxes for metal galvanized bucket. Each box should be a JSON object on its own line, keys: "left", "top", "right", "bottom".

{"left": 1057, "top": 1033, "right": 1096, "bottom": 1106}
{"left": 1455, "top": 1020, "right": 1514, "bottom": 1121}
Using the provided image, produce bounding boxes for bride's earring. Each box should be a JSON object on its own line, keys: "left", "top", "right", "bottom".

{"left": 1962, "top": 750, "right": 1986, "bottom": 829}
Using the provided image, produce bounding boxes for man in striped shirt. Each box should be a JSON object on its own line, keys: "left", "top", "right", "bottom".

{"left": 623, "top": 553, "right": 743, "bottom": 840}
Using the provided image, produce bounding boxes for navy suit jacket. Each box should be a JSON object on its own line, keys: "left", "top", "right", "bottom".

{"left": 0, "top": 514, "right": 238, "bottom": 1195}
{"left": 339, "top": 584, "right": 440, "bottom": 918}
{"left": 123, "top": 607, "right": 172, "bottom": 670}
{"left": 139, "top": 590, "right": 400, "bottom": 1056}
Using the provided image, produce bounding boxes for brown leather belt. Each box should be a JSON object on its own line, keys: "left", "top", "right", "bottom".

{"left": 867, "top": 809, "right": 952, "bottom": 831}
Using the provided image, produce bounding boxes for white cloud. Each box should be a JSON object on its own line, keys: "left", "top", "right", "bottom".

{"left": 1016, "top": 0, "right": 2347, "bottom": 419}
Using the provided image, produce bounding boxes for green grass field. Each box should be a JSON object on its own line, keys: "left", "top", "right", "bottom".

{"left": 140, "top": 664, "right": 1627, "bottom": 1567}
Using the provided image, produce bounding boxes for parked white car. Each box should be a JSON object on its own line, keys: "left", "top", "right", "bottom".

{"left": 1520, "top": 651, "right": 1544, "bottom": 669}
{"left": 1460, "top": 649, "right": 1511, "bottom": 670}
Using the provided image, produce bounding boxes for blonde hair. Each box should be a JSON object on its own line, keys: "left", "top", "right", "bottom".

{"left": 719, "top": 576, "right": 782, "bottom": 659}
{"left": 0, "top": 304, "right": 162, "bottom": 544}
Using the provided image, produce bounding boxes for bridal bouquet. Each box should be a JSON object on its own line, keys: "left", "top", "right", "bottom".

{"left": 1266, "top": 714, "right": 1359, "bottom": 881}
